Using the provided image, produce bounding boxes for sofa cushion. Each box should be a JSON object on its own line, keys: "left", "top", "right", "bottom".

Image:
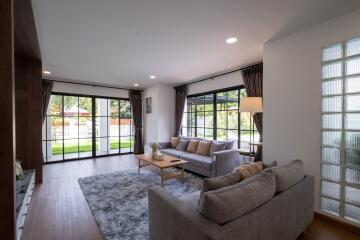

{"left": 176, "top": 139, "right": 189, "bottom": 151}
{"left": 198, "top": 171, "right": 276, "bottom": 225}
{"left": 200, "top": 173, "right": 240, "bottom": 198}
{"left": 266, "top": 159, "right": 304, "bottom": 194}
{"left": 233, "top": 162, "right": 263, "bottom": 180}
{"left": 196, "top": 141, "right": 211, "bottom": 156}
{"left": 179, "top": 191, "right": 201, "bottom": 209}
{"left": 160, "top": 148, "right": 186, "bottom": 158}
{"left": 183, "top": 164, "right": 212, "bottom": 177}
{"left": 209, "top": 141, "right": 226, "bottom": 156}
{"left": 170, "top": 137, "right": 180, "bottom": 148}
{"left": 180, "top": 153, "right": 212, "bottom": 171}
{"left": 187, "top": 139, "right": 200, "bottom": 153}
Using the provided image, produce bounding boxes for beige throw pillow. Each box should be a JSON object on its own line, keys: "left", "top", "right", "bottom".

{"left": 233, "top": 162, "right": 263, "bottom": 180}
{"left": 196, "top": 141, "right": 211, "bottom": 156}
{"left": 170, "top": 137, "right": 180, "bottom": 148}
{"left": 187, "top": 139, "right": 200, "bottom": 153}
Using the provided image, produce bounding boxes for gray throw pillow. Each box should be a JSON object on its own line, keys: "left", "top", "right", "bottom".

{"left": 200, "top": 173, "right": 240, "bottom": 199}
{"left": 265, "top": 159, "right": 304, "bottom": 194}
{"left": 209, "top": 141, "right": 226, "bottom": 156}
{"left": 176, "top": 139, "right": 189, "bottom": 151}
{"left": 224, "top": 141, "right": 234, "bottom": 150}
{"left": 198, "top": 171, "right": 276, "bottom": 225}
{"left": 262, "top": 160, "right": 278, "bottom": 169}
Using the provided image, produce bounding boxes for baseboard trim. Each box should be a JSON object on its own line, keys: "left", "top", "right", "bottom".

{"left": 314, "top": 212, "right": 360, "bottom": 236}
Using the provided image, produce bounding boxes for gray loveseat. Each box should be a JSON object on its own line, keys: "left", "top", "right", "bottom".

{"left": 148, "top": 160, "right": 314, "bottom": 240}
{"left": 159, "top": 137, "right": 240, "bottom": 177}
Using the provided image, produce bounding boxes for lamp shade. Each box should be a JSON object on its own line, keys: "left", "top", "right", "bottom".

{"left": 239, "top": 97, "right": 263, "bottom": 113}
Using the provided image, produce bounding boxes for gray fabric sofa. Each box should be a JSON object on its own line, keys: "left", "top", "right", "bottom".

{"left": 148, "top": 160, "right": 314, "bottom": 240}
{"left": 159, "top": 138, "right": 240, "bottom": 177}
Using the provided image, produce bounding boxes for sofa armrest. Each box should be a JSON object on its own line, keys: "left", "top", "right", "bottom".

{"left": 158, "top": 142, "right": 171, "bottom": 149}
{"left": 148, "top": 187, "right": 220, "bottom": 240}
{"left": 212, "top": 149, "right": 241, "bottom": 177}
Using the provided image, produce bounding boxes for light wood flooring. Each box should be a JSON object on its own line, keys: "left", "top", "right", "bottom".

{"left": 22, "top": 155, "right": 360, "bottom": 240}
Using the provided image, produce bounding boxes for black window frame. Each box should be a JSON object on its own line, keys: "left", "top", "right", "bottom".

{"left": 181, "top": 86, "right": 258, "bottom": 149}
{"left": 43, "top": 92, "right": 134, "bottom": 164}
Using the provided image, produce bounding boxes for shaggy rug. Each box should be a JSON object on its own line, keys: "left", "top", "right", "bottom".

{"left": 78, "top": 169, "right": 203, "bottom": 240}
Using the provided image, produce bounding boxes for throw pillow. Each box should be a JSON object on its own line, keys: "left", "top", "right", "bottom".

{"left": 187, "top": 139, "right": 200, "bottom": 153}
{"left": 196, "top": 141, "right": 211, "bottom": 156}
{"left": 198, "top": 171, "right": 276, "bottom": 225}
{"left": 209, "top": 141, "right": 226, "bottom": 156}
{"left": 170, "top": 136, "right": 180, "bottom": 148}
{"left": 176, "top": 139, "right": 189, "bottom": 151}
{"left": 233, "top": 162, "right": 263, "bottom": 180}
{"left": 224, "top": 141, "right": 234, "bottom": 150}
{"left": 262, "top": 160, "right": 278, "bottom": 169}
{"left": 200, "top": 173, "right": 240, "bottom": 199}
{"left": 265, "top": 159, "right": 304, "bottom": 194}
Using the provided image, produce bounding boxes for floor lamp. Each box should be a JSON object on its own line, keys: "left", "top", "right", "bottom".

{"left": 239, "top": 97, "right": 263, "bottom": 153}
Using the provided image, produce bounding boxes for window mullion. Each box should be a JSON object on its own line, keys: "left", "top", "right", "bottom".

{"left": 238, "top": 89, "right": 241, "bottom": 148}
{"left": 62, "top": 95, "right": 65, "bottom": 161}
{"left": 339, "top": 42, "right": 346, "bottom": 219}
{"left": 214, "top": 93, "right": 217, "bottom": 140}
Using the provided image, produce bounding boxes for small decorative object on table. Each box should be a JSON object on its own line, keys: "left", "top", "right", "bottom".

{"left": 150, "top": 142, "right": 164, "bottom": 161}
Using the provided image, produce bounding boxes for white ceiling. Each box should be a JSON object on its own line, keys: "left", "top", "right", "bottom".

{"left": 33, "top": 0, "right": 360, "bottom": 88}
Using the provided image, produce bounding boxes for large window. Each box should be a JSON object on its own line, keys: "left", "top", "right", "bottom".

{"left": 321, "top": 37, "right": 360, "bottom": 223}
{"left": 181, "top": 87, "right": 259, "bottom": 149}
{"left": 42, "top": 93, "right": 133, "bottom": 163}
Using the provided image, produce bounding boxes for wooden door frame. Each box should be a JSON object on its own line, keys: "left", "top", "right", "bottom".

{"left": 0, "top": 0, "right": 16, "bottom": 238}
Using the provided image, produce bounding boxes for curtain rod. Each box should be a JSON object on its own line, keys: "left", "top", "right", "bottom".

{"left": 174, "top": 62, "right": 263, "bottom": 89}
{"left": 44, "top": 79, "right": 143, "bottom": 92}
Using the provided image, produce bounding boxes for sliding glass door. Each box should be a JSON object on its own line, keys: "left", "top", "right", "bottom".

{"left": 43, "top": 93, "right": 133, "bottom": 163}
{"left": 95, "top": 98, "right": 133, "bottom": 156}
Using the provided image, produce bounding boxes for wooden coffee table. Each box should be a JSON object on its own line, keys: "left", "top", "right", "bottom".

{"left": 136, "top": 154, "right": 187, "bottom": 187}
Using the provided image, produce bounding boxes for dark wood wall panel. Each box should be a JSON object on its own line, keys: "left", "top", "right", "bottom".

{"left": 15, "top": 57, "right": 43, "bottom": 183}
{"left": 0, "top": 0, "right": 16, "bottom": 238}
{"left": 14, "top": 0, "right": 41, "bottom": 60}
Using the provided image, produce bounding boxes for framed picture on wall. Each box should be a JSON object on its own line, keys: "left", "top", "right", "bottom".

{"left": 146, "top": 97, "right": 152, "bottom": 114}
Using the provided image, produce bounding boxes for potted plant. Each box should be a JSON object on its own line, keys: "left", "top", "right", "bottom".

{"left": 15, "top": 159, "right": 24, "bottom": 180}
{"left": 150, "top": 142, "right": 162, "bottom": 160}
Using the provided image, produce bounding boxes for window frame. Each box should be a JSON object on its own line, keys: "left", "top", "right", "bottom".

{"left": 43, "top": 92, "right": 134, "bottom": 163}
{"left": 181, "top": 86, "right": 258, "bottom": 149}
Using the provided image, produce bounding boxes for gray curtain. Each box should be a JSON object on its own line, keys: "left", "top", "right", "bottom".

{"left": 175, "top": 86, "right": 188, "bottom": 136}
{"left": 241, "top": 63, "right": 263, "bottom": 161}
{"left": 42, "top": 80, "right": 53, "bottom": 123}
{"left": 130, "top": 90, "right": 144, "bottom": 154}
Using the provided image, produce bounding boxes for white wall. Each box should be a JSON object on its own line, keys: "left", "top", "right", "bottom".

{"left": 143, "top": 84, "right": 175, "bottom": 145}
{"left": 52, "top": 81, "right": 129, "bottom": 98}
{"left": 263, "top": 9, "right": 360, "bottom": 213}
{"left": 187, "top": 70, "right": 243, "bottom": 95}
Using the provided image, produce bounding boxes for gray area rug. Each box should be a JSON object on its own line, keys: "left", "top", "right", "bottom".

{"left": 78, "top": 169, "right": 203, "bottom": 240}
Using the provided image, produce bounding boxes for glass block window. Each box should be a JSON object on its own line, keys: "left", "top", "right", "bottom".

{"left": 321, "top": 37, "right": 360, "bottom": 224}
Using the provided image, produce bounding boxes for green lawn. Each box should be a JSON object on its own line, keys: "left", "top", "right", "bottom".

{"left": 51, "top": 140, "right": 132, "bottom": 155}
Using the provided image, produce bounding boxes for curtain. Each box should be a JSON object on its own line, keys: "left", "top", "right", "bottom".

{"left": 42, "top": 80, "right": 53, "bottom": 123}
{"left": 241, "top": 63, "right": 263, "bottom": 161}
{"left": 174, "top": 86, "right": 188, "bottom": 136}
{"left": 130, "top": 90, "right": 144, "bottom": 154}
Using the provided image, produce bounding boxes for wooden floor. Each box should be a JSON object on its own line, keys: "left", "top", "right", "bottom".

{"left": 22, "top": 155, "right": 360, "bottom": 240}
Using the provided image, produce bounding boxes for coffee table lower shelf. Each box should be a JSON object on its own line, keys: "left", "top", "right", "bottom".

{"left": 138, "top": 161, "right": 185, "bottom": 187}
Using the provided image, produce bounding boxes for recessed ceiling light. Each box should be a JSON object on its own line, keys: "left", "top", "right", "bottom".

{"left": 43, "top": 70, "right": 51, "bottom": 75}
{"left": 149, "top": 75, "right": 156, "bottom": 79}
{"left": 134, "top": 83, "right": 139, "bottom": 87}
{"left": 226, "top": 37, "right": 237, "bottom": 44}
